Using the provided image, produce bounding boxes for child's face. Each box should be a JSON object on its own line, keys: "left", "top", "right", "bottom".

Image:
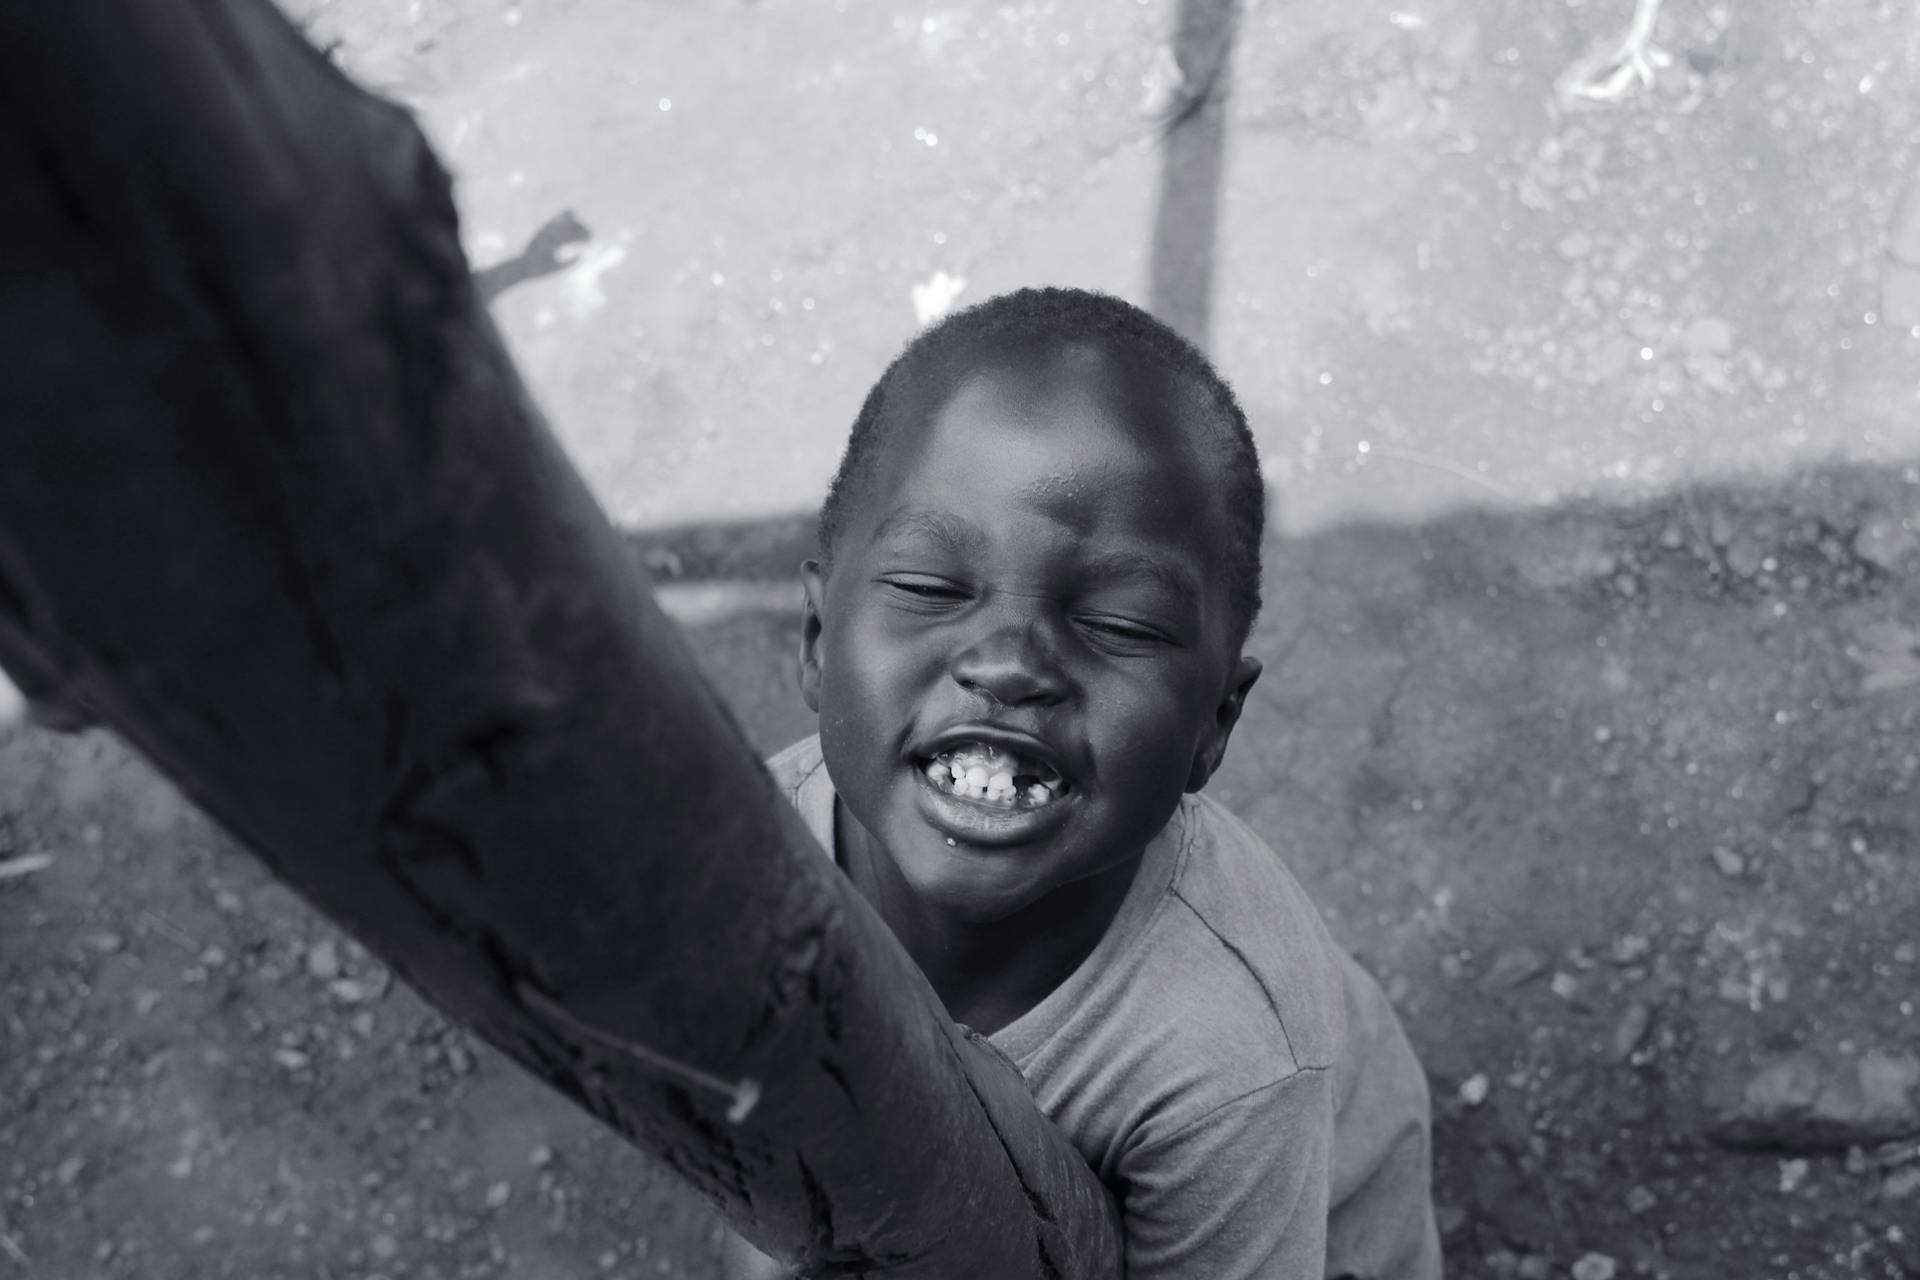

{"left": 800, "top": 346, "right": 1262, "bottom": 924}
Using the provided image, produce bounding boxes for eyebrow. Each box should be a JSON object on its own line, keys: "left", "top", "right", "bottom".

{"left": 1080, "top": 549, "right": 1201, "bottom": 610}
{"left": 869, "top": 506, "right": 985, "bottom": 552}
{"left": 869, "top": 506, "right": 1200, "bottom": 609}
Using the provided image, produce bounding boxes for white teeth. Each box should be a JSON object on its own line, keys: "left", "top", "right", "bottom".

{"left": 922, "top": 755, "right": 1061, "bottom": 809}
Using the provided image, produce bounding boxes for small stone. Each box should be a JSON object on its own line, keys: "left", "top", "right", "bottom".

{"left": 1611, "top": 934, "right": 1650, "bottom": 964}
{"left": 485, "top": 1180, "right": 512, "bottom": 1208}
{"left": 1549, "top": 972, "right": 1581, "bottom": 1001}
{"left": 1625, "top": 1184, "right": 1658, "bottom": 1214}
{"left": 133, "top": 989, "right": 162, "bottom": 1017}
{"left": 55, "top": 1156, "right": 85, "bottom": 1186}
{"left": 1459, "top": 1074, "right": 1491, "bottom": 1106}
{"left": 371, "top": 1232, "right": 399, "bottom": 1260}
{"left": 213, "top": 889, "right": 243, "bottom": 914}
{"left": 1479, "top": 947, "right": 1546, "bottom": 993}
{"left": 1713, "top": 1048, "right": 1920, "bottom": 1150}
{"left": 1779, "top": 1157, "right": 1810, "bottom": 1193}
{"left": 83, "top": 931, "right": 125, "bottom": 954}
{"left": 1710, "top": 845, "right": 1745, "bottom": 877}
{"left": 305, "top": 939, "right": 340, "bottom": 981}
{"left": 530, "top": 1145, "right": 553, "bottom": 1169}
{"left": 273, "top": 1048, "right": 311, "bottom": 1071}
{"left": 1853, "top": 517, "right": 1919, "bottom": 573}
{"left": 1571, "top": 1252, "right": 1617, "bottom": 1280}
{"left": 1885, "top": 1165, "right": 1920, "bottom": 1200}
{"left": 1897, "top": 942, "right": 1917, "bottom": 965}
{"left": 1610, "top": 1000, "right": 1653, "bottom": 1061}
{"left": 351, "top": 1012, "right": 376, "bottom": 1039}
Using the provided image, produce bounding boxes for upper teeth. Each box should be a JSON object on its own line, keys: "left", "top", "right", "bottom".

{"left": 924, "top": 742, "right": 1063, "bottom": 808}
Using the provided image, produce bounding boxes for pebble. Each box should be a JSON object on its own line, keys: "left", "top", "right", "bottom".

{"left": 1610, "top": 934, "right": 1650, "bottom": 965}
{"left": 1610, "top": 1000, "right": 1652, "bottom": 1061}
{"left": 1479, "top": 947, "right": 1546, "bottom": 993}
{"left": 1709, "top": 845, "right": 1745, "bottom": 878}
{"left": 306, "top": 939, "right": 341, "bottom": 981}
{"left": 1713, "top": 1048, "right": 1920, "bottom": 1150}
{"left": 1625, "top": 1184, "right": 1658, "bottom": 1214}
{"left": 55, "top": 1156, "right": 85, "bottom": 1186}
{"left": 329, "top": 978, "right": 381, "bottom": 1005}
{"left": 273, "top": 1048, "right": 311, "bottom": 1071}
{"left": 1571, "top": 1252, "right": 1616, "bottom": 1280}
{"left": 1459, "top": 1074, "right": 1491, "bottom": 1106}
{"left": 485, "top": 1180, "right": 512, "bottom": 1208}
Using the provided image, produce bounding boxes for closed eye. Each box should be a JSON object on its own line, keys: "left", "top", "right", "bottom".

{"left": 878, "top": 575, "right": 969, "bottom": 602}
{"left": 1077, "top": 615, "right": 1174, "bottom": 645}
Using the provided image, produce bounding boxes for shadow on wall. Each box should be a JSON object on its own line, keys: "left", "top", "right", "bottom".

{"left": 625, "top": 458, "right": 1920, "bottom": 1275}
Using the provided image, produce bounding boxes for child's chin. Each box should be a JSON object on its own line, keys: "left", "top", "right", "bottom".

{"left": 897, "top": 851, "right": 1045, "bottom": 924}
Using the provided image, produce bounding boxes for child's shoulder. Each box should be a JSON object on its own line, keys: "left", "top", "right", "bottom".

{"left": 1120, "top": 793, "right": 1353, "bottom": 1082}
{"left": 999, "top": 794, "right": 1362, "bottom": 1141}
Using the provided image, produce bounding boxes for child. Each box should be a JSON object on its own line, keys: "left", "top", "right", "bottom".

{"left": 736, "top": 288, "right": 1440, "bottom": 1278}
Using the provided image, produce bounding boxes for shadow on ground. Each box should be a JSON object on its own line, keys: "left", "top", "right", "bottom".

{"left": 3, "top": 463, "right": 1917, "bottom": 1279}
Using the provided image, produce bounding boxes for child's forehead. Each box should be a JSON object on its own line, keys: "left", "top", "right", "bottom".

{"left": 891, "top": 341, "right": 1206, "bottom": 465}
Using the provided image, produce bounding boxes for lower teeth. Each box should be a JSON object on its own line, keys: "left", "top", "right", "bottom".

{"left": 925, "top": 761, "right": 1056, "bottom": 808}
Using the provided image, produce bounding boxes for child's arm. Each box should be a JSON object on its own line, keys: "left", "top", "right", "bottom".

{"left": 1115, "top": 1069, "right": 1334, "bottom": 1278}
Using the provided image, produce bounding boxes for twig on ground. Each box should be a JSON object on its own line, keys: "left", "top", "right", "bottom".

{"left": 0, "top": 854, "right": 53, "bottom": 882}
{"left": 0, "top": 1231, "right": 30, "bottom": 1268}
{"left": 137, "top": 910, "right": 201, "bottom": 952}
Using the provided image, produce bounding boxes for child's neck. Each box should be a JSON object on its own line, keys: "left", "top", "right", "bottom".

{"left": 835, "top": 801, "right": 1140, "bottom": 1036}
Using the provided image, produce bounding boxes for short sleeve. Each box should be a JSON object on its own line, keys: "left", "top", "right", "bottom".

{"left": 1115, "top": 1067, "right": 1334, "bottom": 1280}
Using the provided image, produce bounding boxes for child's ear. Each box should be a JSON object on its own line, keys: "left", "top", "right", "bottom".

{"left": 797, "top": 560, "right": 828, "bottom": 713}
{"left": 1186, "top": 655, "right": 1262, "bottom": 793}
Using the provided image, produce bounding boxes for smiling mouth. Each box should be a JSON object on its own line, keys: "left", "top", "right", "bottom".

{"left": 918, "top": 741, "right": 1070, "bottom": 812}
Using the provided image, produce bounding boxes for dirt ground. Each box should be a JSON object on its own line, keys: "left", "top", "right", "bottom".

{"left": 5, "top": 0, "right": 1920, "bottom": 1277}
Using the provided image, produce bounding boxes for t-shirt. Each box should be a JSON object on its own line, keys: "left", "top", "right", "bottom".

{"left": 766, "top": 736, "right": 1443, "bottom": 1280}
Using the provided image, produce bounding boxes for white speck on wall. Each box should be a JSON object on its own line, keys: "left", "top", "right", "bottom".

{"left": 911, "top": 270, "right": 966, "bottom": 326}
{"left": 562, "top": 243, "right": 629, "bottom": 320}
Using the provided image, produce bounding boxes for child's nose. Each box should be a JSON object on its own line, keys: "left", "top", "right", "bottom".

{"left": 949, "top": 621, "right": 1069, "bottom": 708}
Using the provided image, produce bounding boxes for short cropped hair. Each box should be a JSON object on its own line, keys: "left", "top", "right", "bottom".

{"left": 818, "top": 287, "right": 1265, "bottom": 641}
